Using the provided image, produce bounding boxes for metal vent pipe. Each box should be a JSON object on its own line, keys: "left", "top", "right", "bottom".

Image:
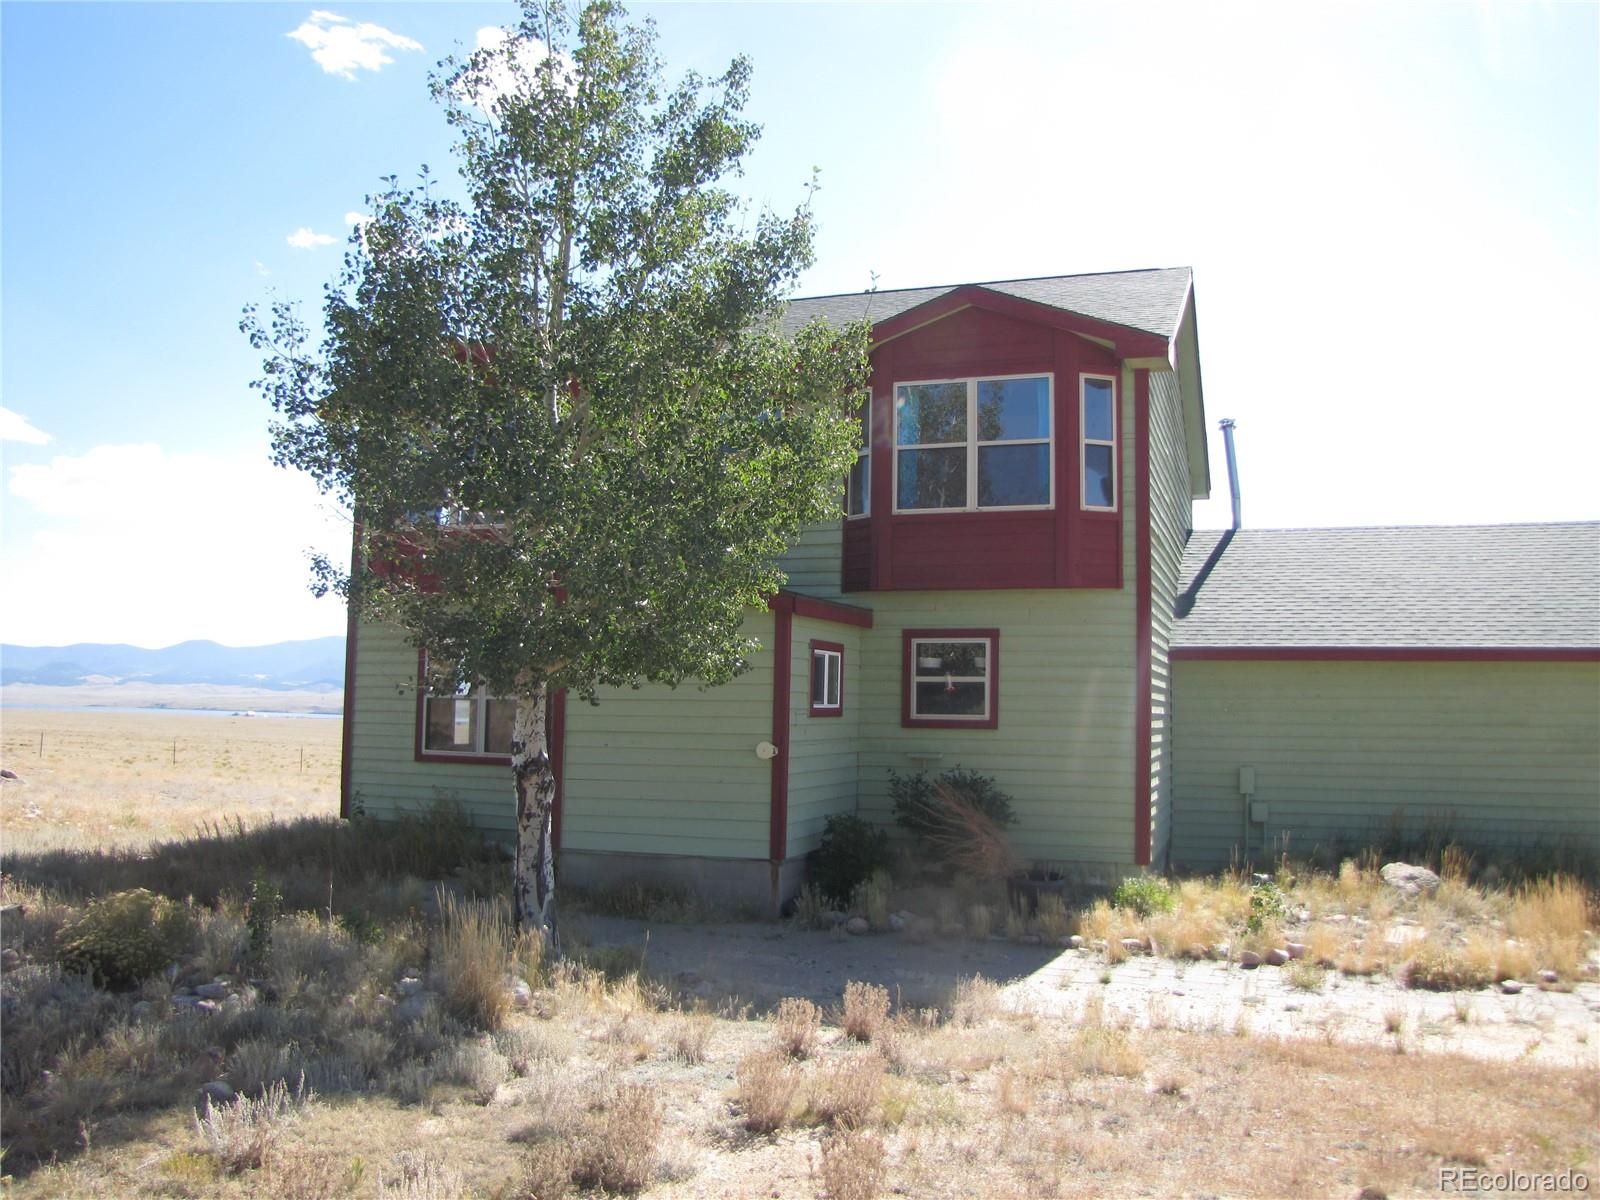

{"left": 1219, "top": 418, "right": 1241, "bottom": 530}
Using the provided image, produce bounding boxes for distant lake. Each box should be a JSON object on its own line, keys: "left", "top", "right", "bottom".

{"left": 1, "top": 705, "right": 341, "bottom": 720}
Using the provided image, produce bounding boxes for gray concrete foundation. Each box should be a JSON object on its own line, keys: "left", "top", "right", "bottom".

{"left": 558, "top": 849, "right": 808, "bottom": 917}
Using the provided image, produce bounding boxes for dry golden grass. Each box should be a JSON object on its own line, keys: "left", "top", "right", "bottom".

{"left": 773, "top": 995, "right": 822, "bottom": 1058}
{"left": 840, "top": 981, "right": 890, "bottom": 1043}
{"left": 735, "top": 1048, "right": 805, "bottom": 1133}
{"left": 818, "top": 1128, "right": 887, "bottom": 1200}
{"left": 0, "top": 710, "right": 340, "bottom": 852}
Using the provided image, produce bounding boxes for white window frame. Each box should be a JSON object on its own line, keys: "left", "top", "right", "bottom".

{"left": 908, "top": 634, "right": 993, "bottom": 723}
{"left": 809, "top": 644, "right": 843, "bottom": 713}
{"left": 419, "top": 669, "right": 513, "bottom": 759}
{"left": 891, "top": 373, "right": 1054, "bottom": 514}
{"left": 1079, "top": 373, "right": 1118, "bottom": 512}
{"left": 846, "top": 392, "right": 871, "bottom": 519}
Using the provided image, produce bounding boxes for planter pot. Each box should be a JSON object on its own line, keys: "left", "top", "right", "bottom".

{"left": 917, "top": 657, "right": 942, "bottom": 670}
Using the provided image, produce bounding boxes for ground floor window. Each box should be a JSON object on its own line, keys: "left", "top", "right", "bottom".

{"left": 902, "top": 629, "right": 999, "bottom": 728}
{"left": 809, "top": 640, "right": 844, "bottom": 716}
{"left": 417, "top": 654, "right": 513, "bottom": 760}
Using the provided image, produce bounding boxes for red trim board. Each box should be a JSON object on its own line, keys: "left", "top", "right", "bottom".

{"left": 339, "top": 520, "right": 362, "bottom": 819}
{"left": 767, "top": 589, "right": 873, "bottom": 628}
{"left": 1170, "top": 646, "right": 1600, "bottom": 663}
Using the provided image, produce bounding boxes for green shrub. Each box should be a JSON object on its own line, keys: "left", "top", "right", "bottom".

{"left": 1247, "top": 879, "right": 1287, "bottom": 933}
{"left": 809, "top": 815, "right": 892, "bottom": 908}
{"left": 889, "top": 767, "right": 1018, "bottom": 877}
{"left": 58, "top": 888, "right": 195, "bottom": 990}
{"left": 1110, "top": 876, "right": 1175, "bottom": 918}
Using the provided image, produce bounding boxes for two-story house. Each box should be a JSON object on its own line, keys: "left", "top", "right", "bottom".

{"left": 341, "top": 267, "right": 1600, "bottom": 908}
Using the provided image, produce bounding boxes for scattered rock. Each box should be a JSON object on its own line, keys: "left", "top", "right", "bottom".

{"left": 1265, "top": 948, "right": 1290, "bottom": 967}
{"left": 844, "top": 916, "right": 870, "bottom": 936}
{"left": 1238, "top": 950, "right": 1263, "bottom": 968}
{"left": 1538, "top": 969, "right": 1560, "bottom": 985}
{"left": 1325, "top": 913, "right": 1348, "bottom": 923}
{"left": 1119, "top": 938, "right": 1145, "bottom": 955}
{"left": 508, "top": 978, "right": 533, "bottom": 1010}
{"left": 396, "top": 976, "right": 426, "bottom": 997}
{"left": 131, "top": 1000, "right": 156, "bottom": 1021}
{"left": 1500, "top": 979, "right": 1523, "bottom": 995}
{"left": 1187, "top": 943, "right": 1210, "bottom": 960}
{"left": 888, "top": 914, "right": 906, "bottom": 933}
{"left": 0, "top": 769, "right": 20, "bottom": 782}
{"left": 194, "top": 982, "right": 230, "bottom": 1001}
{"left": 196, "top": 1081, "right": 235, "bottom": 1110}
{"left": 1383, "top": 925, "right": 1428, "bottom": 947}
{"left": 1285, "top": 943, "right": 1308, "bottom": 960}
{"left": 1379, "top": 862, "right": 1440, "bottom": 899}
{"left": 1, "top": 947, "right": 21, "bottom": 971}
{"left": 1067, "top": 934, "right": 1085, "bottom": 950}
{"left": 1251, "top": 873, "right": 1272, "bottom": 885}
{"left": 1210, "top": 942, "right": 1231, "bottom": 960}
{"left": 222, "top": 994, "right": 245, "bottom": 1014}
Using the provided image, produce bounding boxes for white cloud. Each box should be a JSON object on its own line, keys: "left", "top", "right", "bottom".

{"left": 286, "top": 227, "right": 337, "bottom": 249}
{"left": 286, "top": 10, "right": 421, "bottom": 81}
{"left": 343, "top": 211, "right": 369, "bottom": 226}
{"left": 5, "top": 444, "right": 348, "bottom": 646}
{"left": 461, "top": 24, "right": 577, "bottom": 118}
{"left": 0, "top": 406, "right": 51, "bottom": 445}
{"left": 255, "top": 260, "right": 272, "bottom": 278}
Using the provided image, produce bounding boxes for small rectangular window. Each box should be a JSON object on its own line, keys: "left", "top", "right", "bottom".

{"left": 1080, "top": 375, "right": 1117, "bottom": 511}
{"left": 809, "top": 641, "right": 844, "bottom": 717}
{"left": 903, "top": 630, "right": 998, "bottom": 728}
{"left": 419, "top": 655, "right": 513, "bottom": 759}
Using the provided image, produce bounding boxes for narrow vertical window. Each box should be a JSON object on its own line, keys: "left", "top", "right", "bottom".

{"left": 809, "top": 641, "right": 844, "bottom": 717}
{"left": 846, "top": 393, "right": 871, "bottom": 518}
{"left": 1081, "top": 375, "right": 1117, "bottom": 510}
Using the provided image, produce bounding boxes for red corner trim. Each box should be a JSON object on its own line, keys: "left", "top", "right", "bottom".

{"left": 767, "top": 589, "right": 874, "bottom": 628}
{"left": 339, "top": 520, "right": 362, "bottom": 819}
{"left": 807, "top": 639, "right": 845, "bottom": 718}
{"left": 1133, "top": 369, "right": 1153, "bottom": 867}
{"left": 901, "top": 628, "right": 1001, "bottom": 730}
{"left": 1170, "top": 646, "right": 1600, "bottom": 663}
{"left": 869, "top": 285, "right": 1170, "bottom": 360}
{"left": 769, "top": 605, "right": 793, "bottom": 863}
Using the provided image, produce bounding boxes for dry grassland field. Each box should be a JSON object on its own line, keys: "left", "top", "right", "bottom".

{"left": 1, "top": 709, "right": 1597, "bottom": 1199}
{"left": 0, "top": 709, "right": 340, "bottom": 852}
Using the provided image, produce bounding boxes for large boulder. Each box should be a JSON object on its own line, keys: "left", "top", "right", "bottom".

{"left": 1379, "top": 862, "right": 1440, "bottom": 899}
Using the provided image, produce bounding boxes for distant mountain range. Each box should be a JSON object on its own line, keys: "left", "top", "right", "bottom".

{"left": 1, "top": 637, "right": 346, "bottom": 692}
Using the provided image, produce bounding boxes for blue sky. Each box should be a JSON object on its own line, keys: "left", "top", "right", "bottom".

{"left": 3, "top": 1, "right": 1596, "bottom": 648}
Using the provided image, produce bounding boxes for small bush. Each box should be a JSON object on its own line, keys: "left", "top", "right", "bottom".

{"left": 434, "top": 1036, "right": 510, "bottom": 1104}
{"left": 1404, "top": 944, "right": 1494, "bottom": 992}
{"left": 432, "top": 893, "right": 518, "bottom": 1032}
{"left": 568, "top": 1081, "right": 662, "bottom": 1194}
{"left": 948, "top": 975, "right": 1001, "bottom": 1027}
{"left": 665, "top": 1013, "right": 713, "bottom": 1065}
{"left": 193, "top": 1075, "right": 317, "bottom": 1172}
{"left": 735, "top": 1049, "right": 803, "bottom": 1133}
{"left": 841, "top": 981, "right": 890, "bottom": 1043}
{"left": 379, "top": 1149, "right": 465, "bottom": 1199}
{"left": 1065, "top": 1027, "right": 1144, "bottom": 1078}
{"left": 774, "top": 996, "right": 821, "bottom": 1059}
{"left": 890, "top": 768, "right": 1018, "bottom": 877}
{"left": 1111, "top": 876, "right": 1175, "bottom": 919}
{"left": 849, "top": 870, "right": 893, "bottom": 931}
{"left": 819, "top": 1128, "right": 887, "bottom": 1200}
{"left": 58, "top": 888, "right": 195, "bottom": 990}
{"left": 496, "top": 1023, "right": 574, "bottom": 1075}
{"left": 1246, "top": 880, "right": 1287, "bottom": 934}
{"left": 811, "top": 815, "right": 893, "bottom": 909}
{"left": 811, "top": 1052, "right": 885, "bottom": 1129}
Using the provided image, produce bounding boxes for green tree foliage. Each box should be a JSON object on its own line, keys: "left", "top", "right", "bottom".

{"left": 58, "top": 889, "right": 195, "bottom": 990}
{"left": 243, "top": 0, "right": 869, "bottom": 944}
{"left": 809, "top": 814, "right": 892, "bottom": 908}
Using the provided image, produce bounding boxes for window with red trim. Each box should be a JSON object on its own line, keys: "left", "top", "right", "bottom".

{"left": 416, "top": 653, "right": 512, "bottom": 762}
{"left": 902, "top": 629, "right": 999, "bottom": 728}
{"left": 808, "top": 640, "right": 844, "bottom": 717}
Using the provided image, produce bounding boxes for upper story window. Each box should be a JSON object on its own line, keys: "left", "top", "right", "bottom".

{"left": 1080, "top": 375, "right": 1117, "bottom": 511}
{"left": 893, "top": 375, "right": 1052, "bottom": 513}
{"left": 846, "top": 394, "right": 870, "bottom": 518}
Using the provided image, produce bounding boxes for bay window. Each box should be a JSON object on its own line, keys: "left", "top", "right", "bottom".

{"left": 893, "top": 375, "right": 1052, "bottom": 513}
{"left": 1080, "top": 375, "right": 1117, "bottom": 511}
{"left": 846, "top": 393, "right": 871, "bottom": 518}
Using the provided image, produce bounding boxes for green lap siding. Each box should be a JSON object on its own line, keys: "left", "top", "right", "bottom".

{"left": 1145, "top": 369, "right": 1191, "bottom": 869}
{"left": 558, "top": 615, "right": 773, "bottom": 860}
{"left": 347, "top": 622, "right": 515, "bottom": 835}
{"left": 854, "top": 589, "right": 1138, "bottom": 869}
{"left": 1170, "top": 659, "right": 1600, "bottom": 869}
{"left": 777, "top": 523, "right": 844, "bottom": 598}
{"left": 786, "top": 617, "right": 862, "bottom": 857}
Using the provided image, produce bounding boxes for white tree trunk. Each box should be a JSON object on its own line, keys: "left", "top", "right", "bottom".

{"left": 511, "top": 681, "right": 558, "bottom": 955}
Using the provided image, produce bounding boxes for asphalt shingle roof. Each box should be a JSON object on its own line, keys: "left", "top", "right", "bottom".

{"left": 1173, "top": 523, "right": 1600, "bottom": 649}
{"left": 780, "top": 267, "right": 1193, "bottom": 341}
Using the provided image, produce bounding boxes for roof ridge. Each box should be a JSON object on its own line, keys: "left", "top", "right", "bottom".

{"left": 788, "top": 266, "right": 1190, "bottom": 305}
{"left": 1191, "top": 520, "right": 1600, "bottom": 535}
